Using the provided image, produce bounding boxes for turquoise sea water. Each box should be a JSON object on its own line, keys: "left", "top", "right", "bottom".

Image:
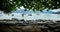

{"left": 0, "top": 13, "right": 60, "bottom": 20}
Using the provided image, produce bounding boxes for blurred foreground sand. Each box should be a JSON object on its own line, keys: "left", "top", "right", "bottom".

{"left": 0, "top": 25, "right": 54, "bottom": 32}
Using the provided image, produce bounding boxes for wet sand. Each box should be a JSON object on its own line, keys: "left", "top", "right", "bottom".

{"left": 0, "top": 25, "right": 51, "bottom": 32}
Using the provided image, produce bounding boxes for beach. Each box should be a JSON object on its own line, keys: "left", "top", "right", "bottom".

{"left": 0, "top": 12, "right": 60, "bottom": 32}
{"left": 0, "top": 19, "right": 60, "bottom": 32}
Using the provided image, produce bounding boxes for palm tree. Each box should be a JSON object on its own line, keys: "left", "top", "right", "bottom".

{"left": 0, "top": 0, "right": 60, "bottom": 13}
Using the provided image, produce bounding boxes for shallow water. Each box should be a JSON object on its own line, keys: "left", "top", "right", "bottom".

{"left": 23, "top": 13, "right": 60, "bottom": 20}
{"left": 0, "top": 13, "right": 60, "bottom": 20}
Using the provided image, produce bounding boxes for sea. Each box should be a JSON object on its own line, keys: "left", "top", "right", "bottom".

{"left": 0, "top": 13, "right": 60, "bottom": 20}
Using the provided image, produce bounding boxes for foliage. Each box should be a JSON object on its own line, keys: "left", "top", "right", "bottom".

{"left": 0, "top": 0, "right": 60, "bottom": 13}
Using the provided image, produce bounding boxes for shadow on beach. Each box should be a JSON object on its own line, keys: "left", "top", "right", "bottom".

{"left": 0, "top": 25, "right": 54, "bottom": 32}
{"left": 0, "top": 19, "right": 60, "bottom": 32}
